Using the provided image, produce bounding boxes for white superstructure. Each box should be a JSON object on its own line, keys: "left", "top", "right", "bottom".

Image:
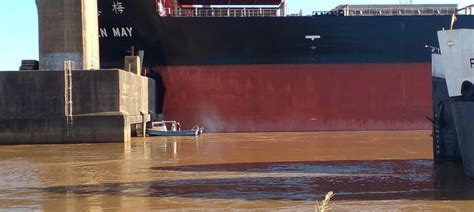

{"left": 437, "top": 29, "right": 474, "bottom": 97}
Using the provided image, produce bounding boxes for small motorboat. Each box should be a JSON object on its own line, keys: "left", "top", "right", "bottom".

{"left": 146, "top": 121, "right": 204, "bottom": 136}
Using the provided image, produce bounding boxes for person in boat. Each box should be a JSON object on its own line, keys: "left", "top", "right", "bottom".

{"left": 171, "top": 122, "right": 181, "bottom": 131}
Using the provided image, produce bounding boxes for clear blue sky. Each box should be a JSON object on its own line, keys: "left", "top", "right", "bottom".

{"left": 0, "top": 0, "right": 471, "bottom": 70}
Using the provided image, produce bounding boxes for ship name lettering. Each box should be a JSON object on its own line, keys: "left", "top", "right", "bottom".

{"left": 471, "top": 58, "right": 474, "bottom": 68}
{"left": 99, "top": 28, "right": 108, "bottom": 38}
{"left": 112, "top": 27, "right": 133, "bottom": 37}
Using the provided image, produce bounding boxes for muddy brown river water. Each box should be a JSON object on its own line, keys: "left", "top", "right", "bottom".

{"left": 1, "top": 131, "right": 474, "bottom": 211}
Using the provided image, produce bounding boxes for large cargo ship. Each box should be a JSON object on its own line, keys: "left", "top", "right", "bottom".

{"left": 97, "top": 0, "right": 474, "bottom": 132}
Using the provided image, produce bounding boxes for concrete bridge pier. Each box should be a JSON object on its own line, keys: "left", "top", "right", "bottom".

{"left": 0, "top": 70, "right": 156, "bottom": 144}
{"left": 0, "top": 1, "right": 157, "bottom": 144}
{"left": 36, "top": 0, "right": 100, "bottom": 70}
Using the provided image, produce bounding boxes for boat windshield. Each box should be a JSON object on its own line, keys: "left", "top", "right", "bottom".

{"left": 153, "top": 123, "right": 165, "bottom": 127}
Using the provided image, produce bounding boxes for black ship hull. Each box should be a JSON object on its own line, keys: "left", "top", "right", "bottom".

{"left": 431, "top": 54, "right": 461, "bottom": 163}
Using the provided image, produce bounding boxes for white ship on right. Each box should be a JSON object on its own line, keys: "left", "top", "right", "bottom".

{"left": 438, "top": 28, "right": 474, "bottom": 177}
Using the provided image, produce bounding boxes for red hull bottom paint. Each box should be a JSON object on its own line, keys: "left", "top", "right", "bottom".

{"left": 154, "top": 63, "right": 432, "bottom": 132}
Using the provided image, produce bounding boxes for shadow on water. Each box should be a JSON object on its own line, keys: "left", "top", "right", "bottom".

{"left": 151, "top": 159, "right": 430, "bottom": 174}
{"left": 434, "top": 162, "right": 474, "bottom": 200}
{"left": 40, "top": 160, "right": 474, "bottom": 201}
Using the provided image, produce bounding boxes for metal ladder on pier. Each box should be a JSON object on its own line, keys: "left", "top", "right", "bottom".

{"left": 64, "top": 61, "right": 74, "bottom": 136}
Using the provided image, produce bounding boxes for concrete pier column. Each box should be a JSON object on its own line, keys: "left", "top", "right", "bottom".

{"left": 36, "top": 0, "right": 100, "bottom": 70}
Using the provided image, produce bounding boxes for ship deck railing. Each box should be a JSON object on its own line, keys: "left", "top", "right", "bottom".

{"left": 313, "top": 7, "right": 459, "bottom": 16}
{"left": 162, "top": 4, "right": 473, "bottom": 17}
{"left": 457, "top": 4, "right": 474, "bottom": 15}
{"left": 165, "top": 7, "right": 284, "bottom": 17}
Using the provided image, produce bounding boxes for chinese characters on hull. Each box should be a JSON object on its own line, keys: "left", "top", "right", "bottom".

{"left": 112, "top": 1, "right": 126, "bottom": 14}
